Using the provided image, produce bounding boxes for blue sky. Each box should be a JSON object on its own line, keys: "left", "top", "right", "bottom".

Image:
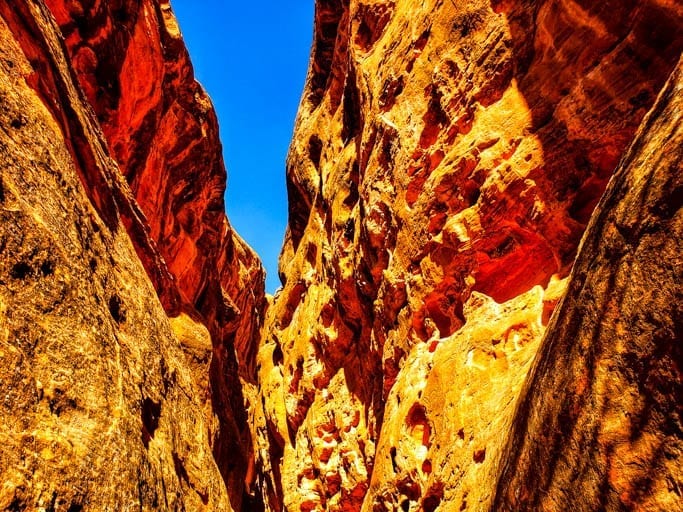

{"left": 171, "top": 0, "right": 314, "bottom": 293}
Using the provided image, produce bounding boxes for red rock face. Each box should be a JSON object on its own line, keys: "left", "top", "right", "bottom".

{"left": 43, "top": 0, "right": 226, "bottom": 310}
{"left": 0, "top": 1, "right": 233, "bottom": 509}
{"left": 0, "top": 0, "right": 179, "bottom": 310}
{"left": 23, "top": 0, "right": 267, "bottom": 507}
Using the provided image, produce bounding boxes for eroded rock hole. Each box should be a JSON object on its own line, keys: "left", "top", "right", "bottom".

{"left": 112, "top": 7, "right": 129, "bottom": 23}
{"left": 414, "top": 28, "right": 430, "bottom": 51}
{"left": 305, "top": 243, "right": 318, "bottom": 267}
{"left": 423, "top": 494, "right": 441, "bottom": 512}
{"left": 354, "top": 2, "right": 394, "bottom": 52}
{"left": 10, "top": 261, "right": 32, "bottom": 280}
{"left": 397, "top": 476, "right": 421, "bottom": 502}
{"left": 308, "top": 135, "right": 323, "bottom": 169}
{"left": 108, "top": 294, "right": 126, "bottom": 323}
{"left": 272, "top": 344, "right": 284, "bottom": 366}
{"left": 289, "top": 357, "right": 304, "bottom": 394}
{"left": 10, "top": 115, "right": 26, "bottom": 129}
{"left": 390, "top": 446, "right": 398, "bottom": 472}
{"left": 342, "top": 66, "right": 361, "bottom": 143}
{"left": 379, "top": 75, "right": 405, "bottom": 111}
{"left": 406, "top": 403, "right": 431, "bottom": 447}
{"left": 48, "top": 389, "right": 77, "bottom": 417}
{"left": 7, "top": 496, "right": 25, "bottom": 512}
{"left": 344, "top": 162, "right": 360, "bottom": 207}
{"left": 343, "top": 219, "right": 355, "bottom": 241}
{"left": 491, "top": 236, "right": 516, "bottom": 258}
{"left": 286, "top": 172, "right": 313, "bottom": 250}
{"left": 467, "top": 187, "right": 481, "bottom": 207}
{"left": 456, "top": 11, "right": 485, "bottom": 37}
{"left": 280, "top": 281, "right": 306, "bottom": 328}
{"left": 141, "top": 397, "right": 161, "bottom": 448}
{"left": 40, "top": 260, "right": 54, "bottom": 277}
{"left": 419, "top": 86, "right": 449, "bottom": 149}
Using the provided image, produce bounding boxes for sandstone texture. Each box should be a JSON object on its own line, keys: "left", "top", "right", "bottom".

{"left": 0, "top": 1, "right": 231, "bottom": 510}
{"left": 493, "top": 57, "right": 683, "bottom": 512}
{"left": 1, "top": 0, "right": 682, "bottom": 511}
{"left": 0, "top": 0, "right": 265, "bottom": 510}
{"left": 252, "top": 0, "right": 683, "bottom": 510}
{"left": 39, "top": 0, "right": 267, "bottom": 508}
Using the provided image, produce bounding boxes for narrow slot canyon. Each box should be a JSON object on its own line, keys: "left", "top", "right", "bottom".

{"left": 0, "top": 1, "right": 681, "bottom": 511}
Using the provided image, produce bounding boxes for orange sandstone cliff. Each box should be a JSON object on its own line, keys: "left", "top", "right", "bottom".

{"left": 252, "top": 1, "right": 682, "bottom": 511}
{"left": 34, "top": 1, "right": 268, "bottom": 506}
{"left": 0, "top": 0, "right": 264, "bottom": 510}
{"left": 492, "top": 58, "right": 683, "bottom": 512}
{"left": 0, "top": 0, "right": 682, "bottom": 511}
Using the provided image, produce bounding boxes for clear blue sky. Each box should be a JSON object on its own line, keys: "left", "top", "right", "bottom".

{"left": 171, "top": 0, "right": 314, "bottom": 293}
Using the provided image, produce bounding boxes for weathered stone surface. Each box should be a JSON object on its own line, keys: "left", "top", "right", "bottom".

{"left": 38, "top": 0, "right": 268, "bottom": 507}
{"left": 493, "top": 57, "right": 683, "bottom": 512}
{"left": 0, "top": 2, "right": 231, "bottom": 509}
{"left": 252, "top": 0, "right": 682, "bottom": 510}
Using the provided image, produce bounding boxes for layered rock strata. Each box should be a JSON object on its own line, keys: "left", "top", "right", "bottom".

{"left": 252, "top": 0, "right": 682, "bottom": 510}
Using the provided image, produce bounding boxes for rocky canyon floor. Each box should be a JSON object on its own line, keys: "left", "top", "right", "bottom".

{"left": 0, "top": 1, "right": 681, "bottom": 511}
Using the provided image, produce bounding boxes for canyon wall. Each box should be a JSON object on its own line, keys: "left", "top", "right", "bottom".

{"left": 37, "top": 0, "right": 268, "bottom": 508}
{"left": 0, "top": 0, "right": 265, "bottom": 510}
{"left": 492, "top": 57, "right": 682, "bottom": 512}
{"left": 252, "top": 0, "right": 682, "bottom": 510}
{"left": 0, "top": 2, "right": 227, "bottom": 509}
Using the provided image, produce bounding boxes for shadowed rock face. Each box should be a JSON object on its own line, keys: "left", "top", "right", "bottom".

{"left": 493, "top": 57, "right": 683, "bottom": 512}
{"left": 252, "top": 0, "right": 682, "bottom": 510}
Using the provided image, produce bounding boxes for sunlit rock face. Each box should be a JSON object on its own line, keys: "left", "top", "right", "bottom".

{"left": 0, "top": 2, "right": 232, "bottom": 510}
{"left": 0, "top": 0, "right": 267, "bottom": 510}
{"left": 253, "top": 0, "right": 682, "bottom": 510}
{"left": 1, "top": 0, "right": 681, "bottom": 510}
